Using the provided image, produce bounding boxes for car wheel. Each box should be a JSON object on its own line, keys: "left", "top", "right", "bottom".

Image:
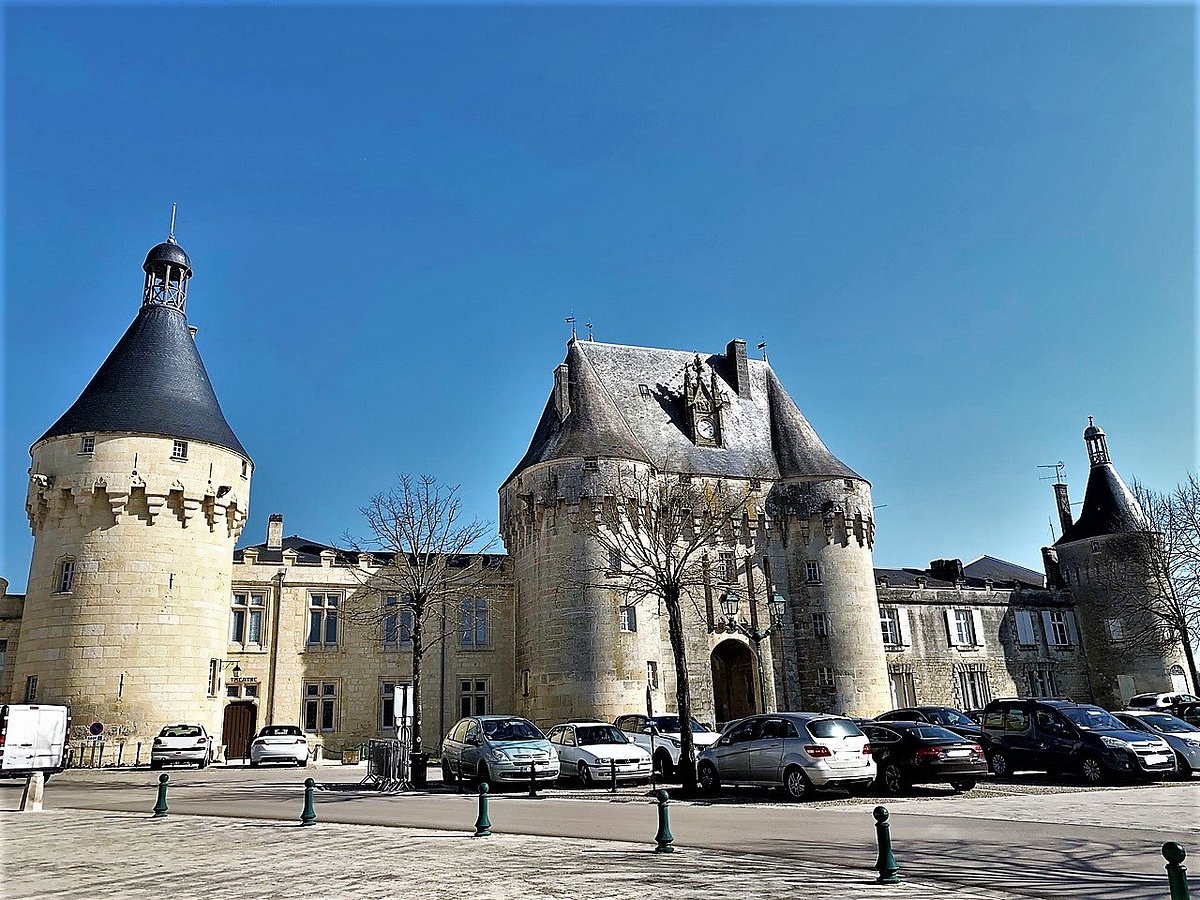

{"left": 478, "top": 762, "right": 494, "bottom": 788}
{"left": 150, "top": 761, "right": 162, "bottom": 770}
{"left": 577, "top": 762, "right": 594, "bottom": 786}
{"left": 1079, "top": 754, "right": 1106, "bottom": 786}
{"left": 249, "top": 760, "right": 260, "bottom": 768}
{"left": 880, "top": 763, "right": 908, "bottom": 796}
{"left": 988, "top": 751, "right": 1010, "bottom": 778}
{"left": 296, "top": 759, "right": 307, "bottom": 768}
{"left": 698, "top": 762, "right": 721, "bottom": 794}
{"left": 654, "top": 752, "right": 675, "bottom": 782}
{"left": 949, "top": 779, "right": 977, "bottom": 792}
{"left": 441, "top": 759, "right": 455, "bottom": 783}
{"left": 783, "top": 766, "right": 814, "bottom": 801}
{"left": 1175, "top": 753, "right": 1193, "bottom": 779}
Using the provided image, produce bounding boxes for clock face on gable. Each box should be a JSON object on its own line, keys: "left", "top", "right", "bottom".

{"left": 695, "top": 415, "right": 716, "bottom": 441}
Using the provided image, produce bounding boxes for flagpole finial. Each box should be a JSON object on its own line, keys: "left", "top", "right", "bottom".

{"left": 168, "top": 203, "right": 178, "bottom": 243}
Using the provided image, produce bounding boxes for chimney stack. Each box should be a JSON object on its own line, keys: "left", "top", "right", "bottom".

{"left": 726, "top": 339, "right": 751, "bottom": 400}
{"left": 1053, "top": 482, "right": 1073, "bottom": 536}
{"left": 1042, "top": 547, "right": 1065, "bottom": 589}
{"left": 553, "top": 363, "right": 571, "bottom": 420}
{"left": 267, "top": 513, "right": 284, "bottom": 550}
{"left": 929, "top": 558, "right": 964, "bottom": 582}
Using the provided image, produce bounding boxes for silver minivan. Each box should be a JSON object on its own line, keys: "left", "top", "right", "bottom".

{"left": 440, "top": 715, "right": 560, "bottom": 787}
{"left": 697, "top": 712, "right": 875, "bottom": 799}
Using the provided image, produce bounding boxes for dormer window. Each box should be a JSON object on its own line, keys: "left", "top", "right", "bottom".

{"left": 172, "top": 440, "right": 189, "bottom": 461}
{"left": 1090, "top": 541, "right": 1101, "bottom": 554}
{"left": 80, "top": 437, "right": 95, "bottom": 455}
{"left": 583, "top": 457, "right": 599, "bottom": 472}
{"left": 638, "top": 384, "right": 651, "bottom": 398}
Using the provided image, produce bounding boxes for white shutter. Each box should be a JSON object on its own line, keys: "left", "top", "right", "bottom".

{"left": 971, "top": 609, "right": 985, "bottom": 647}
{"left": 898, "top": 608, "right": 912, "bottom": 648}
{"left": 944, "top": 610, "right": 960, "bottom": 647}
{"left": 1041, "top": 611, "right": 1055, "bottom": 646}
{"left": 1015, "top": 611, "right": 1035, "bottom": 646}
{"left": 1065, "top": 612, "right": 1080, "bottom": 646}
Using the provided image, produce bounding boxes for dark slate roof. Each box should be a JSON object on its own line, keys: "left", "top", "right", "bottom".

{"left": 37, "top": 304, "right": 248, "bottom": 458}
{"left": 505, "top": 339, "right": 858, "bottom": 485}
{"left": 144, "top": 240, "right": 192, "bottom": 276}
{"left": 963, "top": 556, "right": 1046, "bottom": 590}
{"left": 233, "top": 534, "right": 508, "bottom": 569}
{"left": 1056, "top": 464, "right": 1147, "bottom": 545}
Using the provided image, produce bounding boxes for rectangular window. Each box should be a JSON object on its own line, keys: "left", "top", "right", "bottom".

{"left": 380, "top": 681, "right": 396, "bottom": 729}
{"left": 1014, "top": 610, "right": 1037, "bottom": 647}
{"left": 226, "top": 684, "right": 240, "bottom": 698}
{"left": 953, "top": 666, "right": 992, "bottom": 709}
{"left": 817, "top": 666, "right": 835, "bottom": 687}
{"left": 80, "top": 436, "right": 95, "bottom": 454}
{"left": 619, "top": 605, "right": 637, "bottom": 633}
{"left": 243, "top": 683, "right": 259, "bottom": 698}
{"left": 522, "top": 669, "right": 530, "bottom": 698}
{"left": 171, "top": 440, "right": 188, "bottom": 461}
{"left": 811, "top": 613, "right": 830, "bottom": 637}
{"left": 56, "top": 559, "right": 75, "bottom": 594}
{"left": 607, "top": 548, "right": 622, "bottom": 576}
{"left": 459, "top": 678, "right": 490, "bottom": 718}
{"left": 302, "top": 681, "right": 339, "bottom": 732}
{"left": 207, "top": 659, "right": 220, "bottom": 697}
{"left": 1106, "top": 618, "right": 1126, "bottom": 642}
{"left": 241, "top": 460, "right": 249, "bottom": 478}
{"left": 1027, "top": 666, "right": 1058, "bottom": 698}
{"left": 805, "top": 561, "right": 821, "bottom": 584}
{"left": 0, "top": 641, "right": 7, "bottom": 685}
{"left": 880, "top": 608, "right": 901, "bottom": 648}
{"left": 720, "top": 551, "right": 737, "bottom": 583}
{"left": 307, "top": 593, "right": 341, "bottom": 647}
{"left": 1044, "top": 610, "right": 1074, "bottom": 648}
{"left": 889, "top": 670, "right": 917, "bottom": 707}
{"left": 647, "top": 661, "right": 659, "bottom": 690}
{"left": 24, "top": 674, "right": 38, "bottom": 703}
{"left": 460, "top": 598, "right": 489, "bottom": 650}
{"left": 583, "top": 457, "right": 599, "bottom": 471}
{"left": 230, "top": 591, "right": 266, "bottom": 645}
{"left": 949, "top": 609, "right": 980, "bottom": 647}
{"left": 382, "top": 596, "right": 414, "bottom": 649}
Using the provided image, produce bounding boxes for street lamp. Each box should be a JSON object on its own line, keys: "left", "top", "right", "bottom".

{"left": 718, "top": 591, "right": 787, "bottom": 714}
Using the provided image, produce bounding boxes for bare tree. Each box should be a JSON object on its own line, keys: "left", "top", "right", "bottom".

{"left": 344, "top": 475, "right": 497, "bottom": 760}
{"left": 1091, "top": 474, "right": 1200, "bottom": 691}
{"left": 579, "top": 464, "right": 755, "bottom": 792}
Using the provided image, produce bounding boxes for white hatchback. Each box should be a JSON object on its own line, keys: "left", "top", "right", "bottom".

{"left": 547, "top": 721, "right": 653, "bottom": 786}
{"left": 249, "top": 725, "right": 309, "bottom": 767}
{"left": 150, "top": 724, "right": 213, "bottom": 769}
{"left": 613, "top": 714, "right": 721, "bottom": 780}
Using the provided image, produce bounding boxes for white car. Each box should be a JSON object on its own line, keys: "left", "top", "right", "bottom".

{"left": 249, "top": 725, "right": 309, "bottom": 767}
{"left": 613, "top": 714, "right": 721, "bottom": 780}
{"left": 150, "top": 724, "right": 213, "bottom": 769}
{"left": 546, "top": 721, "right": 653, "bottom": 786}
{"left": 1128, "top": 692, "right": 1200, "bottom": 710}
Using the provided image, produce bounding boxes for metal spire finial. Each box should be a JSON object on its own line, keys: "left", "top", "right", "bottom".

{"left": 168, "top": 203, "right": 177, "bottom": 243}
{"left": 565, "top": 314, "right": 576, "bottom": 340}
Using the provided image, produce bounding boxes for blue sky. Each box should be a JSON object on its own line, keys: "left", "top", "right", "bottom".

{"left": 3, "top": 4, "right": 1194, "bottom": 589}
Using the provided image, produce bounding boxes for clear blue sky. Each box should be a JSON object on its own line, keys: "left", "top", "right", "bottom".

{"left": 3, "top": 4, "right": 1194, "bottom": 590}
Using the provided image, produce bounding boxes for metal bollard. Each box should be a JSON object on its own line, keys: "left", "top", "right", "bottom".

{"left": 116, "top": 743, "right": 124, "bottom": 768}
{"left": 98, "top": 742, "right": 106, "bottom": 768}
{"left": 474, "top": 782, "right": 492, "bottom": 837}
{"left": 455, "top": 766, "right": 463, "bottom": 794}
{"left": 1164, "top": 842, "right": 1191, "bottom": 900}
{"left": 152, "top": 773, "right": 169, "bottom": 818}
{"left": 873, "top": 806, "right": 901, "bottom": 885}
{"left": 300, "top": 778, "right": 317, "bottom": 826}
{"left": 654, "top": 790, "right": 674, "bottom": 853}
{"left": 610, "top": 759, "right": 618, "bottom": 793}
{"left": 134, "top": 742, "right": 142, "bottom": 767}
{"left": 528, "top": 763, "right": 538, "bottom": 798}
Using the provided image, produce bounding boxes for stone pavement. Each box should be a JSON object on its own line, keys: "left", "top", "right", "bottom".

{"left": 3, "top": 809, "right": 1023, "bottom": 900}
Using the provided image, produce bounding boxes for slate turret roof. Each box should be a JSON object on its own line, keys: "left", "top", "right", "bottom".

{"left": 1055, "top": 464, "right": 1147, "bottom": 545}
{"left": 505, "top": 339, "right": 858, "bottom": 485}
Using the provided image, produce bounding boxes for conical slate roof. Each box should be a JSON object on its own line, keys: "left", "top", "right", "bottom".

{"left": 37, "top": 303, "right": 248, "bottom": 458}
{"left": 1056, "top": 464, "right": 1146, "bottom": 545}
{"left": 505, "top": 339, "right": 859, "bottom": 485}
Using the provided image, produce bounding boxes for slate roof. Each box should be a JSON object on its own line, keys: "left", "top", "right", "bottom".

{"left": 37, "top": 303, "right": 248, "bottom": 458}
{"left": 506, "top": 339, "right": 858, "bottom": 485}
{"left": 1055, "top": 464, "right": 1148, "bottom": 545}
{"left": 875, "top": 556, "right": 1045, "bottom": 590}
{"left": 233, "top": 534, "right": 507, "bottom": 568}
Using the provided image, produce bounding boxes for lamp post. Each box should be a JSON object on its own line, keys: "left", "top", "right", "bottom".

{"left": 718, "top": 591, "right": 787, "bottom": 714}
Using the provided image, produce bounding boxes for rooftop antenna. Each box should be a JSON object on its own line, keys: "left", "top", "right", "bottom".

{"left": 1047, "top": 516, "right": 1057, "bottom": 542}
{"left": 585, "top": 322, "right": 594, "bottom": 341}
{"left": 168, "top": 202, "right": 177, "bottom": 243}
{"left": 1037, "top": 461, "right": 1066, "bottom": 485}
{"left": 757, "top": 339, "right": 768, "bottom": 362}
{"left": 564, "top": 315, "right": 576, "bottom": 340}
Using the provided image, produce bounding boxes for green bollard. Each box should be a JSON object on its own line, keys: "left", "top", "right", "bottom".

{"left": 152, "top": 773, "right": 169, "bottom": 818}
{"left": 1164, "top": 842, "right": 1191, "bottom": 900}
{"left": 873, "top": 805, "right": 901, "bottom": 885}
{"left": 654, "top": 790, "right": 674, "bottom": 853}
{"left": 474, "top": 782, "right": 492, "bottom": 837}
{"left": 610, "top": 759, "right": 618, "bottom": 794}
{"left": 300, "top": 777, "right": 317, "bottom": 826}
{"left": 529, "top": 763, "right": 538, "bottom": 798}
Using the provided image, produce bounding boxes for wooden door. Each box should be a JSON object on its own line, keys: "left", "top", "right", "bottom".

{"left": 222, "top": 702, "right": 257, "bottom": 762}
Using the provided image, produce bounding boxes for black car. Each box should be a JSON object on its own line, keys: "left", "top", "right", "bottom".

{"left": 979, "top": 698, "right": 1176, "bottom": 784}
{"left": 875, "top": 706, "right": 982, "bottom": 740}
{"left": 861, "top": 721, "right": 986, "bottom": 794}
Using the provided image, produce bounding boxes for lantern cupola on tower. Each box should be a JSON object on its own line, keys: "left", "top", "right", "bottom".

{"left": 141, "top": 205, "right": 192, "bottom": 313}
{"left": 1084, "top": 416, "right": 1110, "bottom": 467}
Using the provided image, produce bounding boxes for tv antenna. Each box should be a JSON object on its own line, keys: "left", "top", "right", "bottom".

{"left": 1037, "top": 461, "right": 1066, "bottom": 484}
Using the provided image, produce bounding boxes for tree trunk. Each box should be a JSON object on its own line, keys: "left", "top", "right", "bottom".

{"left": 1179, "top": 623, "right": 1200, "bottom": 695}
{"left": 411, "top": 601, "right": 423, "bottom": 755}
{"left": 663, "top": 583, "right": 697, "bottom": 793}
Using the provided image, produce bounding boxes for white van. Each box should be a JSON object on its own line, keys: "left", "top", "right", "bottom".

{"left": 0, "top": 704, "right": 70, "bottom": 778}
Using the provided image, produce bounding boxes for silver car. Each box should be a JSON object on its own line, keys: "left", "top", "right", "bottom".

{"left": 1114, "top": 710, "right": 1200, "bottom": 778}
{"left": 440, "top": 715, "right": 559, "bottom": 787}
{"left": 697, "top": 712, "right": 875, "bottom": 799}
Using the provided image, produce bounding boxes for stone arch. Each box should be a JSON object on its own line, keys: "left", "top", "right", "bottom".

{"left": 710, "top": 639, "right": 757, "bottom": 724}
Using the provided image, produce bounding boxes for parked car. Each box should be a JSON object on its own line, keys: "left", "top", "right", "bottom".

{"left": 1113, "top": 711, "right": 1200, "bottom": 778}
{"left": 979, "top": 698, "right": 1175, "bottom": 784}
{"left": 546, "top": 721, "right": 652, "bottom": 785}
{"left": 0, "top": 704, "right": 70, "bottom": 780}
{"left": 875, "top": 707, "right": 982, "bottom": 740}
{"left": 696, "top": 713, "right": 875, "bottom": 800}
{"left": 1127, "top": 692, "right": 1200, "bottom": 711}
{"left": 613, "top": 714, "right": 721, "bottom": 780}
{"left": 249, "top": 725, "right": 309, "bottom": 767}
{"left": 150, "top": 724, "right": 213, "bottom": 769}
{"left": 1175, "top": 702, "right": 1200, "bottom": 728}
{"left": 440, "top": 715, "right": 559, "bottom": 787}
{"left": 860, "top": 721, "right": 986, "bottom": 794}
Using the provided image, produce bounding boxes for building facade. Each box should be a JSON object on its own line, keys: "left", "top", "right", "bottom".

{"left": 1, "top": 236, "right": 1191, "bottom": 759}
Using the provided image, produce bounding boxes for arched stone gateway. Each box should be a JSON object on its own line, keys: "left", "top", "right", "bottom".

{"left": 711, "top": 639, "right": 757, "bottom": 724}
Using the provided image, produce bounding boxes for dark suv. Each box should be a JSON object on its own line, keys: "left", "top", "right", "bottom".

{"left": 979, "top": 698, "right": 1175, "bottom": 785}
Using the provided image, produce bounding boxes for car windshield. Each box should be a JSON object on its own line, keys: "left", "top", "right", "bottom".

{"left": 482, "top": 719, "right": 543, "bottom": 741}
{"left": 807, "top": 718, "right": 863, "bottom": 739}
{"left": 910, "top": 725, "right": 968, "bottom": 742}
{"left": 261, "top": 726, "right": 303, "bottom": 737}
{"left": 160, "top": 725, "right": 202, "bottom": 738}
{"left": 577, "top": 726, "right": 628, "bottom": 745}
{"left": 1138, "top": 713, "right": 1199, "bottom": 734}
{"left": 932, "top": 709, "right": 976, "bottom": 727}
{"left": 652, "top": 716, "right": 711, "bottom": 734}
{"left": 1059, "top": 706, "right": 1126, "bottom": 731}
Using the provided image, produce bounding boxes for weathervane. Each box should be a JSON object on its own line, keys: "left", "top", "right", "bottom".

{"left": 564, "top": 315, "right": 576, "bottom": 340}
{"left": 757, "top": 338, "right": 768, "bottom": 362}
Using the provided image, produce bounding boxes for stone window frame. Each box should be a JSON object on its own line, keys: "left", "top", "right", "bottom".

{"left": 54, "top": 556, "right": 76, "bottom": 594}
{"left": 952, "top": 663, "right": 992, "bottom": 709}
{"left": 382, "top": 594, "right": 414, "bottom": 651}
{"left": 646, "top": 661, "right": 660, "bottom": 690}
{"left": 460, "top": 598, "right": 491, "bottom": 650}
{"left": 79, "top": 436, "right": 95, "bottom": 455}
{"left": 458, "top": 676, "right": 490, "bottom": 718}
{"left": 811, "top": 613, "right": 831, "bottom": 638}
{"left": 230, "top": 590, "right": 267, "bottom": 647}
{"left": 303, "top": 680, "right": 340, "bottom": 733}
{"left": 380, "top": 679, "right": 412, "bottom": 731}
{"left": 619, "top": 604, "right": 637, "bottom": 633}
{"left": 719, "top": 551, "right": 737, "bottom": 583}
{"left": 171, "top": 439, "right": 189, "bottom": 461}
{"left": 306, "top": 592, "right": 341, "bottom": 648}
{"left": 805, "top": 561, "right": 822, "bottom": 584}
{"left": 24, "top": 674, "right": 38, "bottom": 703}
{"left": 817, "top": 666, "right": 835, "bottom": 688}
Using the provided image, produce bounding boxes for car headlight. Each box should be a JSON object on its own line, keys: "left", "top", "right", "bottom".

{"left": 667, "top": 738, "right": 681, "bottom": 748}
{"left": 1100, "top": 736, "right": 1132, "bottom": 750}
{"left": 594, "top": 758, "right": 611, "bottom": 765}
{"left": 490, "top": 749, "right": 509, "bottom": 762}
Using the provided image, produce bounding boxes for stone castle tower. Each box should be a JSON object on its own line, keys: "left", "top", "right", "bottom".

{"left": 500, "top": 337, "right": 889, "bottom": 726}
{"left": 1047, "top": 419, "right": 1192, "bottom": 707}
{"left": 14, "top": 226, "right": 251, "bottom": 741}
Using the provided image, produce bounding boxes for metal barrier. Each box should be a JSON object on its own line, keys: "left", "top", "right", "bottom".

{"left": 360, "top": 739, "right": 409, "bottom": 790}
{"left": 69, "top": 740, "right": 148, "bottom": 768}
